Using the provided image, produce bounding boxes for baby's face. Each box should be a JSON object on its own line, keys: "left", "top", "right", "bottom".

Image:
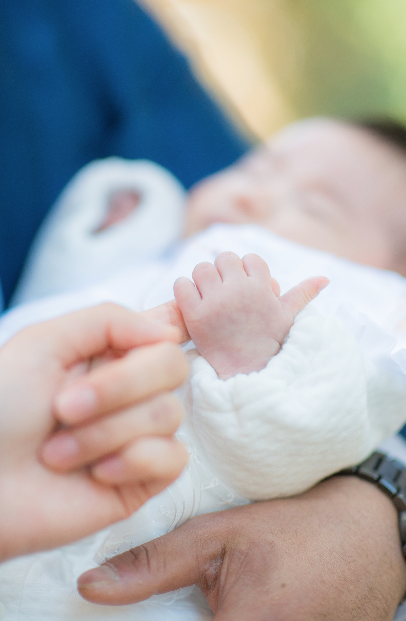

{"left": 185, "top": 119, "right": 406, "bottom": 274}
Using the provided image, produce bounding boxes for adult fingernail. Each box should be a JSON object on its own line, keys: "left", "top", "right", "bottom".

{"left": 42, "top": 434, "right": 79, "bottom": 466}
{"left": 78, "top": 565, "right": 119, "bottom": 589}
{"left": 56, "top": 386, "right": 97, "bottom": 422}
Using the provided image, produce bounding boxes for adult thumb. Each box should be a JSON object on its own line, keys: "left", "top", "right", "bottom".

{"left": 77, "top": 514, "right": 220, "bottom": 605}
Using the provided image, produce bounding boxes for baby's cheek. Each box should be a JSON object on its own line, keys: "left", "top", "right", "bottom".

{"left": 264, "top": 215, "right": 341, "bottom": 254}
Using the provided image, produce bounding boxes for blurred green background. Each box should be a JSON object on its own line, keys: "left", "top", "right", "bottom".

{"left": 143, "top": 0, "right": 406, "bottom": 139}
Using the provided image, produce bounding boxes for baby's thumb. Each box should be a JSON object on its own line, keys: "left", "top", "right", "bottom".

{"left": 280, "top": 276, "right": 329, "bottom": 319}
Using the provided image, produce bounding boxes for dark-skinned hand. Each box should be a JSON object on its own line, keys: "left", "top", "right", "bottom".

{"left": 78, "top": 476, "right": 406, "bottom": 620}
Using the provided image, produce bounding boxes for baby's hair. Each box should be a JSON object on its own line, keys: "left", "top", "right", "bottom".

{"left": 355, "top": 118, "right": 406, "bottom": 157}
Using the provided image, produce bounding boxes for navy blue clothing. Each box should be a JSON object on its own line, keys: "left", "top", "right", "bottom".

{"left": 0, "top": 0, "right": 249, "bottom": 305}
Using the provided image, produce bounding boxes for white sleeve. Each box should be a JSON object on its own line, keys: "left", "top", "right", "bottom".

{"left": 188, "top": 306, "right": 406, "bottom": 501}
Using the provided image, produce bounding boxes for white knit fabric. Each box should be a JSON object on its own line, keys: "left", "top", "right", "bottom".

{"left": 2, "top": 160, "right": 406, "bottom": 619}
{"left": 189, "top": 309, "right": 384, "bottom": 500}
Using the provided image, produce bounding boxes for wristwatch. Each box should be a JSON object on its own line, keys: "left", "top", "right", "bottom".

{"left": 338, "top": 451, "right": 406, "bottom": 559}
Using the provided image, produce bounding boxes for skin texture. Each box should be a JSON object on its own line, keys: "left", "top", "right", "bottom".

{"left": 174, "top": 251, "right": 328, "bottom": 378}
{"left": 185, "top": 118, "right": 406, "bottom": 276}
{"left": 45, "top": 120, "right": 406, "bottom": 614}
{"left": 74, "top": 122, "right": 406, "bottom": 614}
{"left": 0, "top": 303, "right": 189, "bottom": 561}
{"left": 74, "top": 302, "right": 406, "bottom": 618}
{"left": 78, "top": 476, "right": 406, "bottom": 620}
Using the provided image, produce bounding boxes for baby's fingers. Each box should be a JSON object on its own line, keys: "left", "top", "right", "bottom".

{"left": 174, "top": 276, "right": 201, "bottom": 315}
{"left": 280, "top": 276, "right": 329, "bottom": 319}
{"left": 42, "top": 393, "right": 185, "bottom": 472}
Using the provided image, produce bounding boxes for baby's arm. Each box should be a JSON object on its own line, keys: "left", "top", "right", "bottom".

{"left": 174, "top": 252, "right": 406, "bottom": 501}
{"left": 174, "top": 251, "right": 328, "bottom": 379}
{"left": 185, "top": 310, "right": 370, "bottom": 500}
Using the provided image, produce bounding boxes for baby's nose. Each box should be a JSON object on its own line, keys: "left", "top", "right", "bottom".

{"left": 233, "top": 193, "right": 262, "bottom": 217}
{"left": 232, "top": 180, "right": 284, "bottom": 221}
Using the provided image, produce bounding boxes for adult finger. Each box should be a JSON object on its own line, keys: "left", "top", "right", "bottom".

{"left": 142, "top": 300, "right": 190, "bottom": 343}
{"left": 78, "top": 478, "right": 406, "bottom": 619}
{"left": 55, "top": 341, "right": 189, "bottom": 424}
{"left": 91, "top": 436, "right": 188, "bottom": 486}
{"left": 77, "top": 512, "right": 226, "bottom": 605}
{"left": 78, "top": 506, "right": 277, "bottom": 619}
{"left": 42, "top": 393, "right": 185, "bottom": 471}
{"left": 25, "top": 302, "right": 181, "bottom": 367}
{"left": 280, "top": 276, "right": 329, "bottom": 318}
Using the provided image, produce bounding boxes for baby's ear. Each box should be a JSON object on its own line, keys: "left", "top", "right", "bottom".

{"left": 141, "top": 300, "right": 190, "bottom": 343}
{"left": 270, "top": 277, "right": 281, "bottom": 297}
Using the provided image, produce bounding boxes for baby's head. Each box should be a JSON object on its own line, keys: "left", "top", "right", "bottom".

{"left": 185, "top": 118, "right": 406, "bottom": 275}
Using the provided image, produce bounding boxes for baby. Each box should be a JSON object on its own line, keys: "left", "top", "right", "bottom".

{"left": 3, "top": 117, "right": 406, "bottom": 621}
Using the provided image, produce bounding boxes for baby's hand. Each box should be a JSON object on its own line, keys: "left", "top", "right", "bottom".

{"left": 174, "top": 252, "right": 328, "bottom": 379}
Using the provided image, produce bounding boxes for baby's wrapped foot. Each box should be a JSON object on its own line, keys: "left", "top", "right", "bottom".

{"left": 174, "top": 252, "right": 328, "bottom": 379}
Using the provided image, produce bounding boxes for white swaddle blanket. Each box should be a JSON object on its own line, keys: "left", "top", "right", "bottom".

{"left": 3, "top": 160, "right": 406, "bottom": 620}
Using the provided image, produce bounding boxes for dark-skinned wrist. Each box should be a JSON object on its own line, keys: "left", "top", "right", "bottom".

{"left": 335, "top": 452, "right": 406, "bottom": 558}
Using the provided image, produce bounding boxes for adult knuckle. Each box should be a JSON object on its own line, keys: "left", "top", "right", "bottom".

{"left": 128, "top": 443, "right": 151, "bottom": 470}
{"left": 129, "top": 543, "right": 153, "bottom": 575}
{"left": 79, "top": 419, "right": 112, "bottom": 450}
{"left": 129, "top": 441, "right": 169, "bottom": 475}
{"left": 157, "top": 342, "right": 188, "bottom": 382}
{"left": 129, "top": 539, "right": 169, "bottom": 579}
{"left": 150, "top": 393, "right": 185, "bottom": 431}
{"left": 169, "top": 441, "right": 189, "bottom": 473}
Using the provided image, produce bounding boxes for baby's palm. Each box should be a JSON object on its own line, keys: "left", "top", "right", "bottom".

{"left": 174, "top": 252, "right": 328, "bottom": 379}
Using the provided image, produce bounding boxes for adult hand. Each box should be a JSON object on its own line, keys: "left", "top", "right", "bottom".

{"left": 0, "top": 303, "right": 188, "bottom": 561}
{"left": 78, "top": 476, "right": 406, "bottom": 620}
